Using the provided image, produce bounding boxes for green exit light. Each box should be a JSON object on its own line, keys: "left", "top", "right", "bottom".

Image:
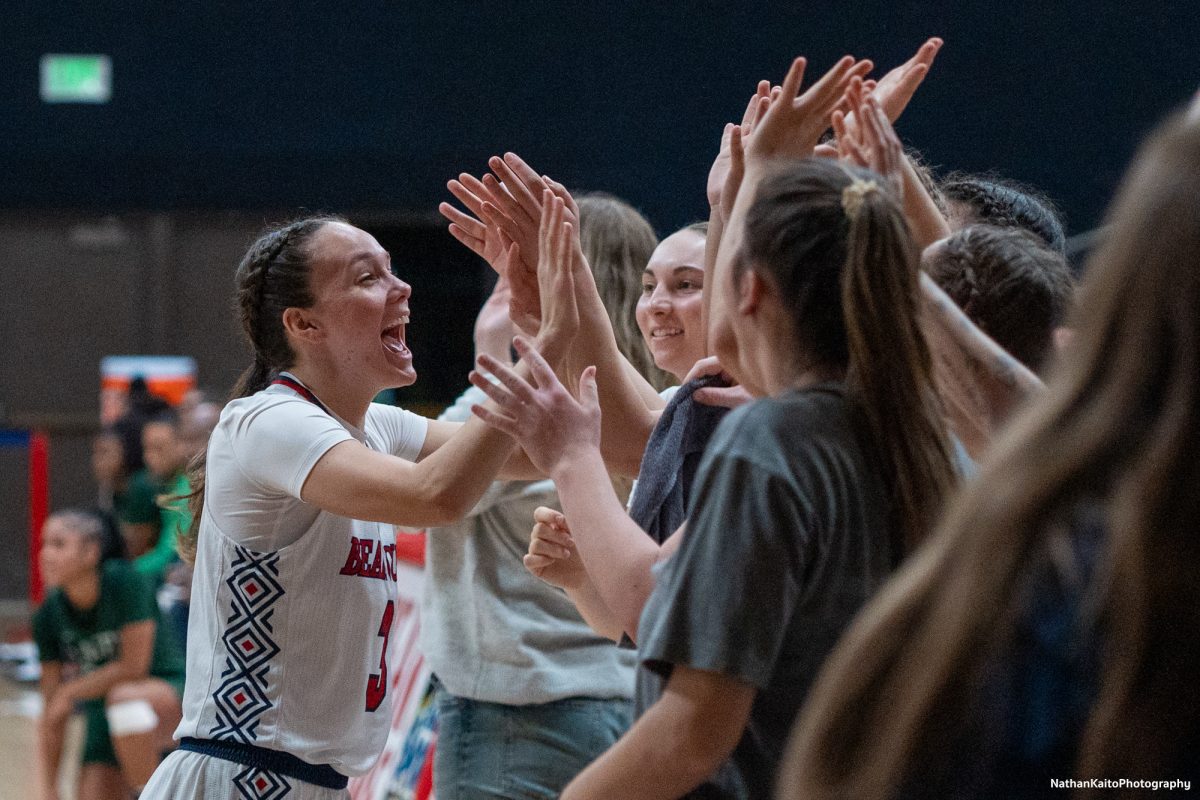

{"left": 40, "top": 54, "right": 112, "bottom": 104}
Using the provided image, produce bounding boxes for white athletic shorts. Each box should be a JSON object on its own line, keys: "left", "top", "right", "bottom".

{"left": 142, "top": 750, "right": 350, "bottom": 800}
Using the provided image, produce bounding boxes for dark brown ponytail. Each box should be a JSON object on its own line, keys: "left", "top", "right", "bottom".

{"left": 840, "top": 174, "right": 957, "bottom": 554}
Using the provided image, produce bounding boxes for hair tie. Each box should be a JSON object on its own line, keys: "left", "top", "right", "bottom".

{"left": 841, "top": 178, "right": 879, "bottom": 221}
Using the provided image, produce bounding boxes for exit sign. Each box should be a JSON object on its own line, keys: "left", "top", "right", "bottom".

{"left": 40, "top": 54, "right": 112, "bottom": 103}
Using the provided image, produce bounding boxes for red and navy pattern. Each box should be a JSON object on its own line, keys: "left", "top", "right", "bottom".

{"left": 233, "top": 765, "right": 292, "bottom": 799}
{"left": 210, "top": 546, "right": 285, "bottom": 744}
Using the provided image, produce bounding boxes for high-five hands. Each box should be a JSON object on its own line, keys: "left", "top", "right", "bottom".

{"left": 829, "top": 37, "right": 942, "bottom": 150}
{"left": 439, "top": 153, "right": 583, "bottom": 338}
{"left": 744, "top": 55, "right": 873, "bottom": 168}
{"left": 470, "top": 336, "right": 600, "bottom": 477}
{"left": 439, "top": 173, "right": 513, "bottom": 272}
{"left": 707, "top": 81, "right": 771, "bottom": 220}
{"left": 833, "top": 89, "right": 906, "bottom": 202}
{"left": 865, "top": 37, "right": 942, "bottom": 124}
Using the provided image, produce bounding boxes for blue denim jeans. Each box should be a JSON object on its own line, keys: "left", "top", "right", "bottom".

{"left": 433, "top": 684, "right": 632, "bottom": 800}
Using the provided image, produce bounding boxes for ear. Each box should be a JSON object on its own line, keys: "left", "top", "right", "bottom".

{"left": 735, "top": 269, "right": 765, "bottom": 316}
{"left": 282, "top": 306, "right": 324, "bottom": 344}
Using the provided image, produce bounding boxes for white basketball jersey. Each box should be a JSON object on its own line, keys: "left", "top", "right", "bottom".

{"left": 175, "top": 375, "right": 428, "bottom": 777}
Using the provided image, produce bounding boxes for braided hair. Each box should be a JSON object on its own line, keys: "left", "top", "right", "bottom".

{"left": 924, "top": 224, "right": 1074, "bottom": 373}
{"left": 940, "top": 173, "right": 1067, "bottom": 254}
{"left": 178, "top": 215, "right": 344, "bottom": 562}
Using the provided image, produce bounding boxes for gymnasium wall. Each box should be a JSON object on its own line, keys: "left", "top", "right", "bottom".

{"left": 1, "top": 1, "right": 1197, "bottom": 597}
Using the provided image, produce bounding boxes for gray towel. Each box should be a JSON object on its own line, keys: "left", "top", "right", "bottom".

{"left": 628, "top": 375, "right": 731, "bottom": 544}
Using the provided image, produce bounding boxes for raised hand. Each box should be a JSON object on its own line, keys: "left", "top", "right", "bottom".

{"left": 707, "top": 81, "right": 771, "bottom": 212}
{"left": 529, "top": 192, "right": 581, "bottom": 358}
{"left": 835, "top": 38, "right": 942, "bottom": 145}
{"left": 833, "top": 92, "right": 906, "bottom": 202}
{"left": 523, "top": 506, "right": 589, "bottom": 590}
{"left": 439, "top": 173, "right": 512, "bottom": 273}
{"left": 477, "top": 155, "right": 584, "bottom": 336}
{"left": 870, "top": 37, "right": 942, "bottom": 124}
{"left": 469, "top": 337, "right": 600, "bottom": 477}
{"left": 745, "top": 55, "right": 873, "bottom": 168}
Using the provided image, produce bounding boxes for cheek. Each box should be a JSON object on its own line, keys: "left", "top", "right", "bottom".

{"left": 634, "top": 298, "right": 653, "bottom": 339}
{"left": 678, "top": 295, "right": 705, "bottom": 338}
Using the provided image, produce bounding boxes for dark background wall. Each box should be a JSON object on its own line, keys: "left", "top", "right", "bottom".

{"left": 1, "top": 2, "right": 1197, "bottom": 597}
{"left": 3, "top": 2, "right": 1198, "bottom": 230}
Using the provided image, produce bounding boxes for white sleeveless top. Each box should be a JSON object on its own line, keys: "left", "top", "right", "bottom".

{"left": 174, "top": 375, "right": 428, "bottom": 776}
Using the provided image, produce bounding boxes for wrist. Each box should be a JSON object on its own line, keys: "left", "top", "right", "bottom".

{"left": 534, "top": 330, "right": 576, "bottom": 369}
{"left": 474, "top": 334, "right": 514, "bottom": 365}
{"left": 742, "top": 159, "right": 769, "bottom": 182}
{"left": 548, "top": 440, "right": 603, "bottom": 484}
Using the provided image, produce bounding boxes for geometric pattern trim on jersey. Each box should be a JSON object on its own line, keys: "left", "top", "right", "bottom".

{"left": 210, "top": 546, "right": 285, "bottom": 744}
{"left": 233, "top": 765, "right": 292, "bottom": 800}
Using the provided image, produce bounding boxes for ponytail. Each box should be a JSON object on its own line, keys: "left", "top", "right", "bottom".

{"left": 841, "top": 179, "right": 956, "bottom": 554}
{"left": 176, "top": 216, "right": 341, "bottom": 563}
{"left": 741, "top": 160, "right": 954, "bottom": 555}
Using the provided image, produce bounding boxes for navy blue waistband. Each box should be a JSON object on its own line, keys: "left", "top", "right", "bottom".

{"left": 179, "top": 737, "right": 348, "bottom": 790}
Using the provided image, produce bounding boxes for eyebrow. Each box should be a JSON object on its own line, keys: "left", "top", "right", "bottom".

{"left": 348, "top": 251, "right": 391, "bottom": 268}
{"left": 643, "top": 264, "right": 705, "bottom": 276}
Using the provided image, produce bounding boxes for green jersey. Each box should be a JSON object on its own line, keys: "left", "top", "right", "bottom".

{"left": 32, "top": 560, "right": 185, "bottom": 705}
{"left": 133, "top": 471, "right": 191, "bottom": 584}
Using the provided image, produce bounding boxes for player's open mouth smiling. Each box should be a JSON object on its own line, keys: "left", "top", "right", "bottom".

{"left": 382, "top": 312, "right": 410, "bottom": 357}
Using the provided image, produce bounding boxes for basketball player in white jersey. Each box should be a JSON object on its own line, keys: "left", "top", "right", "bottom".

{"left": 142, "top": 207, "right": 578, "bottom": 799}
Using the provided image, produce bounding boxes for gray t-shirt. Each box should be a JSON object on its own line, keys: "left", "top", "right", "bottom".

{"left": 420, "top": 385, "right": 636, "bottom": 705}
{"left": 637, "top": 384, "right": 895, "bottom": 799}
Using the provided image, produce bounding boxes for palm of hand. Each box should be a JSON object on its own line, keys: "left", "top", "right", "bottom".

{"left": 481, "top": 226, "right": 508, "bottom": 269}
{"left": 521, "top": 396, "right": 598, "bottom": 476}
{"left": 708, "top": 142, "right": 733, "bottom": 208}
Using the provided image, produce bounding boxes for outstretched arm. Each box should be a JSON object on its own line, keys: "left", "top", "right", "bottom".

{"left": 304, "top": 199, "right": 580, "bottom": 527}
{"left": 472, "top": 337, "right": 685, "bottom": 641}
{"left": 921, "top": 273, "right": 1042, "bottom": 458}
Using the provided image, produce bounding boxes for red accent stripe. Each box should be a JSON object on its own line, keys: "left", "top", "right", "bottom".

{"left": 271, "top": 377, "right": 320, "bottom": 406}
{"left": 29, "top": 431, "right": 49, "bottom": 605}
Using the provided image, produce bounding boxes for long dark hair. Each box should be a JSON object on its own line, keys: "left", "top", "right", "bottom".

{"left": 177, "top": 215, "right": 342, "bottom": 562}
{"left": 739, "top": 158, "right": 955, "bottom": 555}
{"left": 782, "top": 113, "right": 1200, "bottom": 796}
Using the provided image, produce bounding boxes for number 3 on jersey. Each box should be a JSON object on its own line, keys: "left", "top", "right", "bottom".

{"left": 365, "top": 600, "right": 395, "bottom": 712}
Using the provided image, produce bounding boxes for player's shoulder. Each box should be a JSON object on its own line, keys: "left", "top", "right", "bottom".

{"left": 218, "top": 387, "right": 330, "bottom": 436}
